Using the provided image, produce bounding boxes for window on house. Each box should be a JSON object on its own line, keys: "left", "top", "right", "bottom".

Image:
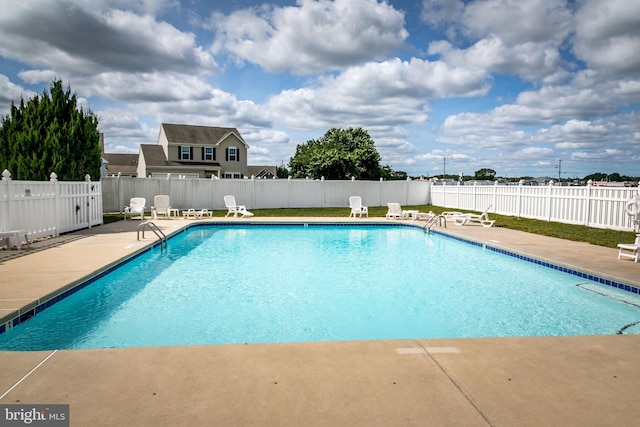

{"left": 180, "top": 146, "right": 192, "bottom": 160}
{"left": 223, "top": 172, "right": 242, "bottom": 179}
{"left": 204, "top": 146, "right": 214, "bottom": 161}
{"left": 227, "top": 147, "right": 238, "bottom": 162}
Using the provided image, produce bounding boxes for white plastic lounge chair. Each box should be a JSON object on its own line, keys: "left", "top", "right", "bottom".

{"left": 124, "top": 197, "right": 146, "bottom": 220}
{"left": 0, "top": 230, "right": 29, "bottom": 251}
{"left": 349, "top": 196, "right": 368, "bottom": 218}
{"left": 453, "top": 205, "right": 495, "bottom": 227}
{"left": 183, "top": 209, "right": 197, "bottom": 219}
{"left": 151, "top": 195, "right": 171, "bottom": 219}
{"left": 386, "top": 203, "right": 403, "bottom": 219}
{"left": 415, "top": 211, "right": 435, "bottom": 221}
{"left": 224, "top": 195, "right": 254, "bottom": 218}
{"left": 441, "top": 211, "right": 463, "bottom": 220}
{"left": 618, "top": 234, "right": 640, "bottom": 262}
{"left": 182, "top": 208, "right": 213, "bottom": 219}
{"left": 198, "top": 209, "right": 213, "bottom": 219}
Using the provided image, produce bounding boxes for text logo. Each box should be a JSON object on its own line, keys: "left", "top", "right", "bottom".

{"left": 0, "top": 405, "right": 69, "bottom": 426}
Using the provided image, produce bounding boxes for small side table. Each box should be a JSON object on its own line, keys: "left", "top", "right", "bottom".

{"left": 402, "top": 210, "right": 419, "bottom": 219}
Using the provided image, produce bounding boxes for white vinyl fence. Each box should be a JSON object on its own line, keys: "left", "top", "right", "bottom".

{"left": 431, "top": 182, "right": 640, "bottom": 231}
{"left": 102, "top": 176, "right": 640, "bottom": 231}
{"left": 101, "top": 176, "right": 430, "bottom": 213}
{"left": 0, "top": 171, "right": 103, "bottom": 241}
{"left": 3, "top": 172, "right": 638, "bottom": 240}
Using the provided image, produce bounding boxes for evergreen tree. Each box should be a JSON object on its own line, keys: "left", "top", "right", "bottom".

{"left": 0, "top": 79, "right": 102, "bottom": 180}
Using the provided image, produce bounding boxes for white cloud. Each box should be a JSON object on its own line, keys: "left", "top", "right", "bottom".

{"left": 420, "top": 0, "right": 465, "bottom": 28}
{"left": 243, "top": 129, "right": 291, "bottom": 146}
{"left": 97, "top": 108, "right": 158, "bottom": 149}
{"left": 211, "top": 0, "right": 408, "bottom": 75}
{"left": 0, "top": 74, "right": 35, "bottom": 112}
{"left": 1, "top": 0, "right": 638, "bottom": 178}
{"left": 573, "top": 0, "right": 640, "bottom": 76}
{"left": 77, "top": 72, "right": 215, "bottom": 103}
{"left": 424, "top": 0, "right": 572, "bottom": 82}
{"left": 460, "top": 0, "right": 571, "bottom": 46}
{"left": 265, "top": 57, "right": 489, "bottom": 131}
{"left": 0, "top": 0, "right": 216, "bottom": 75}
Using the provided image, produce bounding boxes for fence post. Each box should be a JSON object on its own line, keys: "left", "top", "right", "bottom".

{"left": 117, "top": 172, "right": 122, "bottom": 213}
{"left": 50, "top": 172, "right": 60, "bottom": 236}
{"left": 85, "top": 174, "right": 92, "bottom": 228}
{"left": 1, "top": 170, "right": 10, "bottom": 231}
{"left": 585, "top": 180, "right": 593, "bottom": 227}
{"left": 546, "top": 180, "right": 554, "bottom": 222}
{"left": 251, "top": 175, "right": 255, "bottom": 209}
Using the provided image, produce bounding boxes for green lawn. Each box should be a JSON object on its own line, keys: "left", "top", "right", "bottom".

{"left": 104, "top": 205, "right": 636, "bottom": 249}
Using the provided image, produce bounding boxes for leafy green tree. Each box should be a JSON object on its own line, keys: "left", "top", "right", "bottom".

{"left": 474, "top": 168, "right": 496, "bottom": 180}
{"left": 0, "top": 79, "right": 102, "bottom": 180}
{"left": 584, "top": 172, "right": 607, "bottom": 181}
{"left": 380, "top": 165, "right": 407, "bottom": 180}
{"left": 276, "top": 163, "right": 289, "bottom": 178}
{"left": 288, "top": 127, "right": 384, "bottom": 180}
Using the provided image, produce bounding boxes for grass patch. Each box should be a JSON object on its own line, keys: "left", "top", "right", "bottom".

{"left": 103, "top": 205, "right": 636, "bottom": 249}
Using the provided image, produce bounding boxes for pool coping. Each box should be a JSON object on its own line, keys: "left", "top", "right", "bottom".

{"left": 2, "top": 218, "right": 639, "bottom": 337}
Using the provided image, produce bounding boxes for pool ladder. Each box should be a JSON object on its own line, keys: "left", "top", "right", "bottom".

{"left": 423, "top": 215, "right": 446, "bottom": 232}
{"left": 137, "top": 221, "right": 167, "bottom": 250}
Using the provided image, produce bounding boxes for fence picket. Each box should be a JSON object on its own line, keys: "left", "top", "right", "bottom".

{"left": 0, "top": 171, "right": 103, "bottom": 241}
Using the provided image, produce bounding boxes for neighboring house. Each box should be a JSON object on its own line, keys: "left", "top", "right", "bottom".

{"left": 138, "top": 123, "right": 250, "bottom": 179}
{"left": 247, "top": 166, "right": 277, "bottom": 179}
{"left": 102, "top": 153, "right": 138, "bottom": 177}
{"left": 101, "top": 124, "right": 274, "bottom": 179}
{"left": 100, "top": 134, "right": 138, "bottom": 177}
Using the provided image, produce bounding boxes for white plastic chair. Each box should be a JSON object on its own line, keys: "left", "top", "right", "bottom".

{"left": 151, "top": 195, "right": 171, "bottom": 219}
{"left": 124, "top": 197, "right": 146, "bottom": 220}
{"left": 224, "top": 195, "right": 254, "bottom": 218}
{"left": 386, "top": 203, "right": 403, "bottom": 219}
{"left": 618, "top": 234, "right": 640, "bottom": 262}
{"left": 0, "top": 230, "right": 29, "bottom": 250}
{"left": 349, "top": 196, "right": 368, "bottom": 218}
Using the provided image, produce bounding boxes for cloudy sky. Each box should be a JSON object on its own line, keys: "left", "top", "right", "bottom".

{"left": 0, "top": 0, "right": 639, "bottom": 179}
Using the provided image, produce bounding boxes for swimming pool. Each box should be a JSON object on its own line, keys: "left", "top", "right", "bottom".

{"left": 1, "top": 223, "right": 639, "bottom": 350}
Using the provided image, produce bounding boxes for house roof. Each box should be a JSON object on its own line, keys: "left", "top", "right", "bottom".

{"left": 247, "top": 166, "right": 277, "bottom": 178}
{"left": 103, "top": 153, "right": 138, "bottom": 175}
{"left": 140, "top": 144, "right": 221, "bottom": 168}
{"left": 161, "top": 123, "right": 246, "bottom": 146}
{"left": 140, "top": 145, "right": 170, "bottom": 167}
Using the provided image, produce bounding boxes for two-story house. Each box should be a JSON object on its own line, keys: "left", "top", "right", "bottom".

{"left": 137, "top": 123, "right": 250, "bottom": 179}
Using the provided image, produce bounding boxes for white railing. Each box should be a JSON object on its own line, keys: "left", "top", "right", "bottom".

{"left": 0, "top": 170, "right": 103, "bottom": 241}
{"left": 430, "top": 182, "right": 640, "bottom": 231}
{"left": 101, "top": 176, "right": 429, "bottom": 213}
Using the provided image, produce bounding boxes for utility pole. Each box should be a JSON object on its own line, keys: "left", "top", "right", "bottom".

{"left": 558, "top": 159, "right": 562, "bottom": 183}
{"left": 443, "top": 157, "right": 446, "bottom": 181}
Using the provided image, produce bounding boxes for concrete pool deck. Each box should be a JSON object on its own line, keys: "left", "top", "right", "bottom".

{"left": 1, "top": 217, "right": 640, "bottom": 426}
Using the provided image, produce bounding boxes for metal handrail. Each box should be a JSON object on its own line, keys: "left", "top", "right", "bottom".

{"left": 423, "top": 215, "right": 446, "bottom": 232}
{"left": 137, "top": 221, "right": 167, "bottom": 250}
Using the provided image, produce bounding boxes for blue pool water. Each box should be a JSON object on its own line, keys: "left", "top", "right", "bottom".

{"left": 1, "top": 224, "right": 640, "bottom": 351}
